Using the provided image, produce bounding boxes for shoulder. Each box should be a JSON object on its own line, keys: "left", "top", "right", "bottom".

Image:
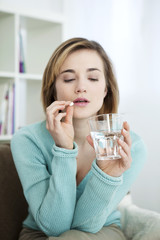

{"left": 130, "top": 131, "right": 147, "bottom": 151}
{"left": 130, "top": 130, "right": 142, "bottom": 143}
{"left": 130, "top": 130, "right": 147, "bottom": 165}
{"left": 11, "top": 121, "right": 53, "bottom": 150}
{"left": 13, "top": 120, "right": 46, "bottom": 135}
{"left": 11, "top": 121, "right": 44, "bottom": 142}
{"left": 11, "top": 121, "right": 55, "bottom": 168}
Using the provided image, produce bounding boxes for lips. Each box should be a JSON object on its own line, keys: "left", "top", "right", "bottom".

{"left": 73, "top": 98, "right": 89, "bottom": 106}
{"left": 73, "top": 98, "right": 89, "bottom": 103}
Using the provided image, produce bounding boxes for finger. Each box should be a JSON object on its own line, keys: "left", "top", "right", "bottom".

{"left": 46, "top": 119, "right": 49, "bottom": 130}
{"left": 54, "top": 112, "right": 67, "bottom": 129}
{"left": 121, "top": 129, "right": 132, "bottom": 147}
{"left": 46, "top": 112, "right": 55, "bottom": 131}
{"left": 123, "top": 121, "right": 130, "bottom": 131}
{"left": 46, "top": 116, "right": 53, "bottom": 131}
{"left": 46, "top": 103, "right": 65, "bottom": 123}
{"left": 119, "top": 147, "right": 132, "bottom": 169}
{"left": 118, "top": 138, "right": 130, "bottom": 156}
{"left": 46, "top": 105, "right": 65, "bottom": 131}
{"left": 121, "top": 122, "right": 132, "bottom": 147}
{"left": 65, "top": 101, "right": 72, "bottom": 106}
{"left": 65, "top": 105, "right": 74, "bottom": 125}
{"left": 47, "top": 101, "right": 66, "bottom": 111}
{"left": 86, "top": 135, "right": 94, "bottom": 148}
{"left": 119, "top": 148, "right": 129, "bottom": 167}
{"left": 46, "top": 102, "right": 66, "bottom": 118}
{"left": 46, "top": 104, "right": 65, "bottom": 116}
{"left": 119, "top": 148, "right": 128, "bottom": 160}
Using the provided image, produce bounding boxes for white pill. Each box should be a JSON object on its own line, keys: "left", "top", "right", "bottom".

{"left": 69, "top": 102, "right": 74, "bottom": 106}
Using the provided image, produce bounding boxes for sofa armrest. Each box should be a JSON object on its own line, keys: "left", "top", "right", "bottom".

{"left": 0, "top": 144, "right": 28, "bottom": 240}
{"left": 118, "top": 194, "right": 160, "bottom": 240}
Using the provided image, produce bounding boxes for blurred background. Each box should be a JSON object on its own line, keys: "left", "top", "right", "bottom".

{"left": 0, "top": 0, "right": 160, "bottom": 212}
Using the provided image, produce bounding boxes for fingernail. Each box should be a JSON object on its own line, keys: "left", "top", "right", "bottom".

{"left": 123, "top": 128, "right": 127, "bottom": 134}
{"left": 119, "top": 138, "right": 123, "bottom": 143}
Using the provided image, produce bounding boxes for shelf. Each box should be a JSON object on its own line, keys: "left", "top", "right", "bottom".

{"left": 0, "top": 72, "right": 16, "bottom": 78}
{"left": 18, "top": 73, "right": 42, "bottom": 81}
{"left": 20, "top": 12, "right": 64, "bottom": 25}
{"left": 0, "top": 6, "right": 64, "bottom": 141}
{"left": 0, "top": 6, "right": 64, "bottom": 24}
{"left": 17, "top": 76, "right": 44, "bottom": 128}
{"left": 19, "top": 15, "right": 63, "bottom": 75}
{"left": 0, "top": 72, "right": 42, "bottom": 81}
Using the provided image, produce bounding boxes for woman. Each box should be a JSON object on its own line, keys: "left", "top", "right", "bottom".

{"left": 11, "top": 37, "right": 147, "bottom": 240}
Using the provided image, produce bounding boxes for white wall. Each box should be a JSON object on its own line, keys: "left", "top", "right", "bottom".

{"left": 64, "top": 0, "right": 160, "bottom": 212}
{"left": 0, "top": 0, "right": 63, "bottom": 15}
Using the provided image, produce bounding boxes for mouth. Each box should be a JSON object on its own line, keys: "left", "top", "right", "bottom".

{"left": 73, "top": 98, "right": 89, "bottom": 106}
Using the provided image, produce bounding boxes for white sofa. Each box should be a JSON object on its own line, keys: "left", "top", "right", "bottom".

{"left": 118, "top": 194, "right": 160, "bottom": 240}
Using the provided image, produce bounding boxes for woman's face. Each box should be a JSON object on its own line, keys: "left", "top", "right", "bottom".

{"left": 55, "top": 49, "right": 107, "bottom": 119}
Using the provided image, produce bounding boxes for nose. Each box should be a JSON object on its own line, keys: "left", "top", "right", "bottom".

{"left": 75, "top": 87, "right": 87, "bottom": 93}
{"left": 75, "top": 79, "right": 87, "bottom": 93}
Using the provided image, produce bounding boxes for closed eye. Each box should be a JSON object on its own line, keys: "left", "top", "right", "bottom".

{"left": 89, "top": 78, "right": 98, "bottom": 81}
{"left": 64, "top": 79, "right": 75, "bottom": 82}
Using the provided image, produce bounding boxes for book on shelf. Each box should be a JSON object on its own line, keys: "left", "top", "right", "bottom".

{"left": 0, "top": 82, "right": 15, "bottom": 136}
{"left": 19, "top": 28, "right": 26, "bottom": 73}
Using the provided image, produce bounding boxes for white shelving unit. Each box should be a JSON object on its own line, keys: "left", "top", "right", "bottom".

{"left": 0, "top": 7, "right": 65, "bottom": 142}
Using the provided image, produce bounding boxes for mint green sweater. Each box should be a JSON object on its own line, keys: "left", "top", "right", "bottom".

{"left": 11, "top": 121, "right": 147, "bottom": 237}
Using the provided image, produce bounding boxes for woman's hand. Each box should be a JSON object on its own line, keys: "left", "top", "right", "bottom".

{"left": 46, "top": 101, "right": 74, "bottom": 149}
{"left": 87, "top": 121, "right": 132, "bottom": 177}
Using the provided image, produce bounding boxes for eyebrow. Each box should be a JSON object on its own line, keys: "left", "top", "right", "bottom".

{"left": 60, "top": 68, "right": 101, "bottom": 74}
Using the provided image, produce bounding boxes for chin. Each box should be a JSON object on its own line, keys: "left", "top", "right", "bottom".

{"left": 73, "top": 109, "right": 99, "bottom": 120}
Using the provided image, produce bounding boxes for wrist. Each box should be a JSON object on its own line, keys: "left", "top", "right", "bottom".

{"left": 56, "top": 143, "right": 74, "bottom": 150}
{"left": 52, "top": 142, "right": 78, "bottom": 157}
{"left": 96, "top": 161, "right": 122, "bottom": 177}
{"left": 91, "top": 160, "right": 123, "bottom": 185}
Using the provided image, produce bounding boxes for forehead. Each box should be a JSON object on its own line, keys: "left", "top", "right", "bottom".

{"left": 60, "top": 49, "right": 104, "bottom": 71}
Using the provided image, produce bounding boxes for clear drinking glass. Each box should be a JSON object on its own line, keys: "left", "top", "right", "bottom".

{"left": 88, "top": 113, "right": 124, "bottom": 160}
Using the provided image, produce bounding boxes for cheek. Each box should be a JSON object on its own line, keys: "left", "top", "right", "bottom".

{"left": 94, "top": 86, "right": 106, "bottom": 106}
{"left": 56, "top": 87, "right": 71, "bottom": 101}
{"left": 95, "top": 85, "right": 107, "bottom": 99}
{"left": 55, "top": 85, "right": 62, "bottom": 100}
{"left": 56, "top": 90, "right": 66, "bottom": 100}
{"left": 55, "top": 82, "right": 64, "bottom": 100}
{"left": 93, "top": 92, "right": 104, "bottom": 107}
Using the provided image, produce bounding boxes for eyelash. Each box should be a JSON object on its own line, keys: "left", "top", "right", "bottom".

{"left": 64, "top": 78, "right": 98, "bottom": 82}
{"left": 89, "top": 78, "right": 98, "bottom": 81}
{"left": 64, "top": 79, "right": 75, "bottom": 82}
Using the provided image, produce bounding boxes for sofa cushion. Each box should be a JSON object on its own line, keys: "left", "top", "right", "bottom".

{"left": 0, "top": 144, "right": 28, "bottom": 240}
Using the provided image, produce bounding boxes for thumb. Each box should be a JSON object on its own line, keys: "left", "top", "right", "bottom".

{"left": 65, "top": 105, "right": 74, "bottom": 124}
{"left": 86, "top": 135, "right": 94, "bottom": 148}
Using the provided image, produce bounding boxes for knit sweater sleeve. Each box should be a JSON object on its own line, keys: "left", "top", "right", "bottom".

{"left": 11, "top": 127, "right": 78, "bottom": 237}
{"left": 71, "top": 137, "right": 147, "bottom": 233}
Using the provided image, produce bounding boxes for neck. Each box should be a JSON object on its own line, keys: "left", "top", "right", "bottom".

{"left": 73, "top": 118, "right": 90, "bottom": 146}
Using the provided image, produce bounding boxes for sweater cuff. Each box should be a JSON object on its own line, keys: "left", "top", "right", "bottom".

{"left": 52, "top": 142, "right": 78, "bottom": 158}
{"left": 91, "top": 159, "right": 123, "bottom": 186}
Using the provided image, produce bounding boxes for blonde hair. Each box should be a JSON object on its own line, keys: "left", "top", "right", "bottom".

{"left": 41, "top": 37, "right": 119, "bottom": 114}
